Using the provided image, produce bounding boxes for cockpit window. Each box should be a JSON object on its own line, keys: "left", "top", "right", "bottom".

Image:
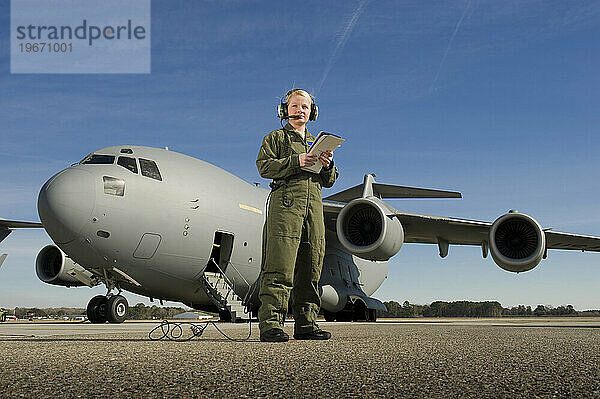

{"left": 82, "top": 154, "right": 116, "bottom": 165}
{"left": 139, "top": 158, "right": 162, "bottom": 181}
{"left": 117, "top": 156, "right": 138, "bottom": 174}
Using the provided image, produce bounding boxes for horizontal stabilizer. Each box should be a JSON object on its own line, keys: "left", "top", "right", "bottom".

{"left": 0, "top": 230, "right": 11, "bottom": 245}
{"left": 0, "top": 219, "right": 43, "bottom": 229}
{"left": 324, "top": 174, "right": 461, "bottom": 203}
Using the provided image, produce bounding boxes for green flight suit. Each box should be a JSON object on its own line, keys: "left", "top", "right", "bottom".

{"left": 256, "top": 123, "right": 339, "bottom": 334}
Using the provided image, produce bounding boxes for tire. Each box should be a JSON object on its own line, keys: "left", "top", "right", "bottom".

{"left": 336, "top": 311, "right": 354, "bottom": 322}
{"left": 353, "top": 303, "right": 368, "bottom": 321}
{"left": 323, "top": 311, "right": 336, "bottom": 322}
{"left": 107, "top": 295, "right": 128, "bottom": 324}
{"left": 219, "top": 309, "right": 232, "bottom": 322}
{"left": 87, "top": 295, "right": 108, "bottom": 323}
{"left": 367, "top": 309, "right": 377, "bottom": 322}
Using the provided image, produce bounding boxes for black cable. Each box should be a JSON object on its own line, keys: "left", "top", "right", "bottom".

{"left": 148, "top": 319, "right": 253, "bottom": 342}
{"left": 148, "top": 146, "right": 277, "bottom": 343}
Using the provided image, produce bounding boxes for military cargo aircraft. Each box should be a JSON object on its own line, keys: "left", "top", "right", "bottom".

{"left": 1, "top": 145, "right": 600, "bottom": 323}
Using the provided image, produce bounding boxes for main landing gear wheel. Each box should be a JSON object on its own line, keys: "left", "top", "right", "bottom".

{"left": 87, "top": 295, "right": 108, "bottom": 324}
{"left": 107, "top": 295, "right": 128, "bottom": 324}
{"left": 353, "top": 302, "right": 377, "bottom": 322}
{"left": 322, "top": 306, "right": 378, "bottom": 322}
{"left": 86, "top": 295, "right": 129, "bottom": 323}
{"left": 323, "top": 311, "right": 336, "bottom": 322}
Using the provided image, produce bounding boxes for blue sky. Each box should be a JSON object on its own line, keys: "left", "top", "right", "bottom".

{"left": 1, "top": 0, "right": 600, "bottom": 310}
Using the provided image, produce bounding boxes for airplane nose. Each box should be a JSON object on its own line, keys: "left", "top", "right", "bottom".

{"left": 38, "top": 168, "right": 95, "bottom": 244}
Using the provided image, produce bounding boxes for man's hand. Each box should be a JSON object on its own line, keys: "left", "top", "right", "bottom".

{"left": 299, "top": 153, "right": 319, "bottom": 167}
{"left": 319, "top": 150, "right": 333, "bottom": 169}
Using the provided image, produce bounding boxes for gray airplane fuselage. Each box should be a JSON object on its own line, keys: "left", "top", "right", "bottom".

{"left": 37, "top": 146, "right": 388, "bottom": 313}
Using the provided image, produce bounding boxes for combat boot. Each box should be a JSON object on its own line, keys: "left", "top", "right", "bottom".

{"left": 260, "top": 328, "right": 289, "bottom": 342}
{"left": 293, "top": 329, "right": 331, "bottom": 340}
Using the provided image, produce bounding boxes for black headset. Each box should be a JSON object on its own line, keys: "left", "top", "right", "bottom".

{"left": 277, "top": 89, "right": 318, "bottom": 121}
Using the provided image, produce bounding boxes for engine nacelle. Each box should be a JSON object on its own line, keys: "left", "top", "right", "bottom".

{"left": 35, "top": 245, "right": 94, "bottom": 287}
{"left": 489, "top": 212, "right": 546, "bottom": 273}
{"left": 336, "top": 197, "right": 404, "bottom": 261}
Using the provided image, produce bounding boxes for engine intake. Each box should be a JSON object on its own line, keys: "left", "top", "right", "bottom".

{"left": 336, "top": 197, "right": 403, "bottom": 261}
{"left": 35, "top": 245, "right": 93, "bottom": 287}
{"left": 489, "top": 212, "right": 545, "bottom": 273}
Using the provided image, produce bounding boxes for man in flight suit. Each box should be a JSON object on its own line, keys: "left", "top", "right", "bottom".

{"left": 256, "top": 89, "right": 338, "bottom": 342}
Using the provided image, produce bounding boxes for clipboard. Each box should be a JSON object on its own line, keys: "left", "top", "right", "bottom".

{"left": 301, "top": 131, "right": 344, "bottom": 173}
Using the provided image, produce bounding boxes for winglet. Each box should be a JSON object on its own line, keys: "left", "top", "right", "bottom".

{"left": 324, "top": 175, "right": 462, "bottom": 203}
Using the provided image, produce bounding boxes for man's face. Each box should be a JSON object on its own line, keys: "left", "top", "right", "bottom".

{"left": 287, "top": 94, "right": 312, "bottom": 125}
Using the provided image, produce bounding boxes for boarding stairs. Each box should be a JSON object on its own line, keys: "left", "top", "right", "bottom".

{"left": 199, "top": 266, "right": 250, "bottom": 322}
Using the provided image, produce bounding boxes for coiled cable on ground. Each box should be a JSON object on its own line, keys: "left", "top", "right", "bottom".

{"left": 148, "top": 319, "right": 253, "bottom": 342}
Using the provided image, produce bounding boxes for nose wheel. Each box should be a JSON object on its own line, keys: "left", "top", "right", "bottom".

{"left": 86, "top": 294, "right": 129, "bottom": 324}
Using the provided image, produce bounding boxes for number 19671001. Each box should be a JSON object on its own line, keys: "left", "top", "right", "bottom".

{"left": 19, "top": 43, "right": 72, "bottom": 53}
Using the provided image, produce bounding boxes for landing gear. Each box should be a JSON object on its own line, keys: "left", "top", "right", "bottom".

{"left": 107, "top": 295, "right": 128, "bottom": 323}
{"left": 86, "top": 294, "right": 129, "bottom": 324}
{"left": 324, "top": 311, "right": 336, "bottom": 322}
{"left": 353, "top": 302, "right": 377, "bottom": 322}
{"left": 366, "top": 309, "right": 377, "bottom": 322}
{"left": 336, "top": 310, "right": 355, "bottom": 322}
{"left": 219, "top": 309, "right": 232, "bottom": 322}
{"left": 87, "top": 295, "right": 108, "bottom": 323}
{"left": 322, "top": 304, "right": 378, "bottom": 322}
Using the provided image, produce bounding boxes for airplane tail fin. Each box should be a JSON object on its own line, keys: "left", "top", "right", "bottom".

{"left": 324, "top": 174, "right": 462, "bottom": 203}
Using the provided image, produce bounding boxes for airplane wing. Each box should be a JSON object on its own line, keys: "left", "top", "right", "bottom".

{"left": 394, "top": 212, "right": 600, "bottom": 252}
{"left": 324, "top": 202, "right": 600, "bottom": 253}
{"left": 0, "top": 218, "right": 43, "bottom": 245}
{"left": 544, "top": 231, "right": 600, "bottom": 251}
{"left": 392, "top": 212, "right": 489, "bottom": 246}
{"left": 323, "top": 172, "right": 600, "bottom": 255}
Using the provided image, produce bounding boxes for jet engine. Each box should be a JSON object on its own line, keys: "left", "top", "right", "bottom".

{"left": 35, "top": 245, "right": 95, "bottom": 287}
{"left": 336, "top": 197, "right": 404, "bottom": 261}
{"left": 489, "top": 212, "right": 546, "bottom": 273}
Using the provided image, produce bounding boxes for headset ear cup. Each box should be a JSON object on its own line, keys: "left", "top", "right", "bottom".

{"left": 277, "top": 103, "right": 288, "bottom": 119}
{"left": 310, "top": 104, "right": 318, "bottom": 121}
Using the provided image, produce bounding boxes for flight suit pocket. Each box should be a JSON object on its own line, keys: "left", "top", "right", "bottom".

{"left": 281, "top": 183, "right": 294, "bottom": 207}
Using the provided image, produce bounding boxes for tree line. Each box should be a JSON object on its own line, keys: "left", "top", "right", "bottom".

{"left": 378, "top": 301, "right": 599, "bottom": 318}
{"left": 9, "top": 302, "right": 600, "bottom": 320}
{"left": 12, "top": 304, "right": 188, "bottom": 319}
{"left": 127, "top": 303, "right": 188, "bottom": 320}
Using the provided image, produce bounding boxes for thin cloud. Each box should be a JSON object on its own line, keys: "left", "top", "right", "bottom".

{"left": 429, "top": 0, "right": 472, "bottom": 94}
{"left": 316, "top": 0, "right": 370, "bottom": 95}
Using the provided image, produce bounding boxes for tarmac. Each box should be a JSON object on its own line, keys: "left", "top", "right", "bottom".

{"left": 1, "top": 318, "right": 600, "bottom": 398}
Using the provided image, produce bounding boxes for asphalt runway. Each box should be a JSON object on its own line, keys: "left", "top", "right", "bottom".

{"left": 2, "top": 319, "right": 600, "bottom": 398}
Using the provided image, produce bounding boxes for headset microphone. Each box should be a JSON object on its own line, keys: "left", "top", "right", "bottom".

{"left": 287, "top": 115, "right": 302, "bottom": 119}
